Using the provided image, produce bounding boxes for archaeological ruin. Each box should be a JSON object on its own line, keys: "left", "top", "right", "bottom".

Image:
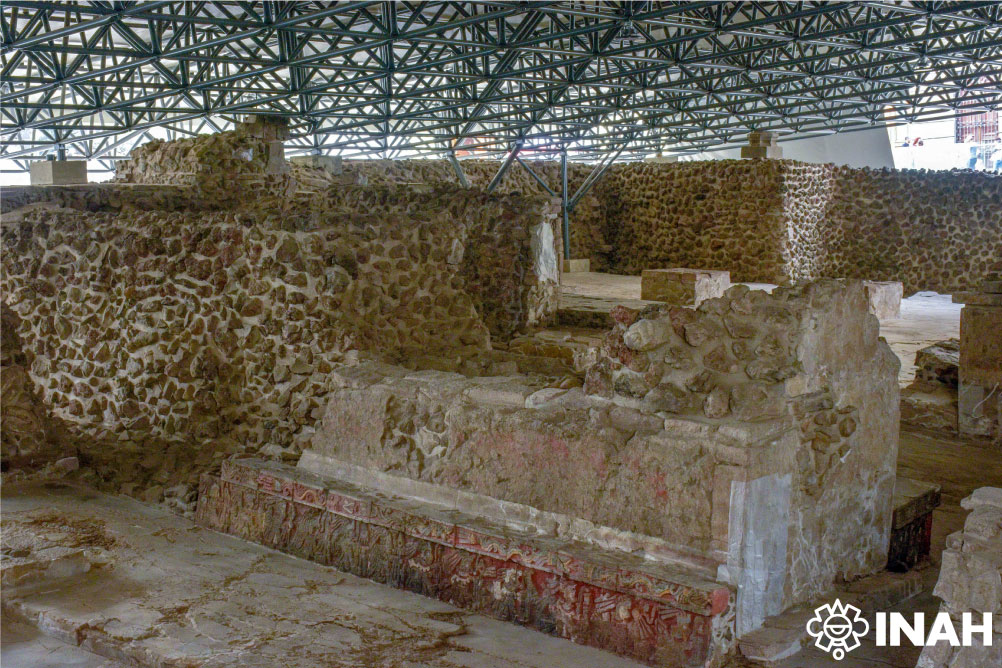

{"left": 2, "top": 4, "right": 1001, "bottom": 668}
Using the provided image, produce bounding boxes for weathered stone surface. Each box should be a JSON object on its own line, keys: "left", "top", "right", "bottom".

{"left": 641, "top": 268, "right": 730, "bottom": 305}
{"left": 918, "top": 487, "right": 1002, "bottom": 668}
{"left": 0, "top": 304, "right": 71, "bottom": 468}
{"left": 958, "top": 305, "right": 1002, "bottom": 442}
{"left": 579, "top": 280, "right": 900, "bottom": 617}
{"left": 1, "top": 132, "right": 561, "bottom": 463}
{"left": 211, "top": 156, "right": 1000, "bottom": 294}
{"left": 916, "top": 339, "right": 960, "bottom": 387}
{"left": 196, "top": 457, "right": 733, "bottom": 668}
{"left": 305, "top": 280, "right": 899, "bottom": 638}
{"left": 863, "top": 280, "right": 903, "bottom": 319}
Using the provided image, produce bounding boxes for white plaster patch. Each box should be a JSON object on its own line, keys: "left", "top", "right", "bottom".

{"left": 530, "top": 221, "right": 558, "bottom": 284}
{"left": 729, "top": 473, "right": 792, "bottom": 637}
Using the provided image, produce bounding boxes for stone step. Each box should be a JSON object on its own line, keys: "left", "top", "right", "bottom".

{"left": 556, "top": 293, "right": 660, "bottom": 329}
{"left": 196, "top": 457, "right": 734, "bottom": 668}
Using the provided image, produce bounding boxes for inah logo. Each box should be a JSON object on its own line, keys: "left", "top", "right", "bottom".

{"left": 806, "top": 599, "right": 869, "bottom": 660}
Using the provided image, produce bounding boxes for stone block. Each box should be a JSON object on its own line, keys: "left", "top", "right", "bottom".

{"left": 887, "top": 477, "right": 940, "bottom": 572}
{"left": 238, "top": 114, "right": 290, "bottom": 140}
{"left": 562, "top": 258, "right": 590, "bottom": 273}
{"left": 641, "top": 268, "right": 730, "bottom": 305}
{"left": 982, "top": 280, "right": 1002, "bottom": 293}
{"left": 28, "top": 161, "right": 87, "bottom": 185}
{"left": 914, "top": 339, "right": 959, "bottom": 387}
{"left": 264, "top": 141, "right": 288, "bottom": 174}
{"left": 953, "top": 292, "right": 1002, "bottom": 306}
{"left": 960, "top": 305, "right": 1002, "bottom": 387}
{"left": 290, "top": 155, "right": 343, "bottom": 174}
{"left": 740, "top": 145, "right": 783, "bottom": 159}
{"left": 863, "top": 280, "right": 903, "bottom": 319}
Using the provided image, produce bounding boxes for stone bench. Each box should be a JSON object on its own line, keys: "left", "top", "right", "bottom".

{"left": 640, "top": 268, "right": 730, "bottom": 305}
{"left": 197, "top": 457, "right": 732, "bottom": 667}
{"left": 887, "top": 477, "right": 941, "bottom": 572}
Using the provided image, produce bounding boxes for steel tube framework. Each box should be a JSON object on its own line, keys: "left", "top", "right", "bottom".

{"left": 0, "top": 1, "right": 999, "bottom": 170}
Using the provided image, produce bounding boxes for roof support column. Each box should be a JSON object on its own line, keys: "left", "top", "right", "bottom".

{"left": 486, "top": 140, "right": 522, "bottom": 194}
{"left": 447, "top": 149, "right": 469, "bottom": 188}
{"left": 561, "top": 149, "right": 570, "bottom": 261}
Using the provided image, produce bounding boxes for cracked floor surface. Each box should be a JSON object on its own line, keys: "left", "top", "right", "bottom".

{"left": 1, "top": 480, "right": 645, "bottom": 668}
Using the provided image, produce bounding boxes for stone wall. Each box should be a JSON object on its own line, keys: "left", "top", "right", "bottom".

{"left": 333, "top": 158, "right": 609, "bottom": 266}
{"left": 317, "top": 157, "right": 1001, "bottom": 294}
{"left": 918, "top": 487, "right": 1002, "bottom": 668}
{"left": 1, "top": 181, "right": 556, "bottom": 452}
{"left": 1, "top": 304, "right": 70, "bottom": 468}
{"left": 303, "top": 280, "right": 900, "bottom": 633}
{"left": 581, "top": 279, "right": 900, "bottom": 619}
{"left": 820, "top": 167, "right": 1002, "bottom": 294}
{"left": 599, "top": 161, "right": 792, "bottom": 282}
{"left": 595, "top": 160, "right": 1002, "bottom": 292}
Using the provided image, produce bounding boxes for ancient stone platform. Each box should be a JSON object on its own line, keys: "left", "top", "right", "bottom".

{"left": 196, "top": 457, "right": 732, "bottom": 667}
{"left": 887, "top": 477, "right": 941, "bottom": 572}
{"left": 864, "top": 280, "right": 903, "bottom": 319}
{"left": 640, "top": 268, "right": 730, "bottom": 305}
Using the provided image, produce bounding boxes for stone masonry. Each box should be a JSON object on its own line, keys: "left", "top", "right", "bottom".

{"left": 303, "top": 280, "right": 900, "bottom": 637}
{"left": 918, "top": 487, "right": 1002, "bottom": 668}
{"left": 332, "top": 157, "right": 1001, "bottom": 294}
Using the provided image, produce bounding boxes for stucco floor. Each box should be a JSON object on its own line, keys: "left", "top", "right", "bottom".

{"left": 559, "top": 272, "right": 962, "bottom": 385}
{"left": 0, "top": 480, "right": 648, "bottom": 668}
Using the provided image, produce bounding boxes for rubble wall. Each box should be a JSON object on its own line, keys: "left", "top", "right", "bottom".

{"left": 1, "top": 304, "right": 71, "bottom": 467}
{"left": 582, "top": 280, "right": 900, "bottom": 612}
{"left": 599, "top": 161, "right": 793, "bottom": 282}
{"left": 595, "top": 160, "right": 1002, "bottom": 292}
{"left": 821, "top": 166, "right": 1002, "bottom": 294}
{"left": 333, "top": 159, "right": 610, "bottom": 267}
{"left": 0, "top": 183, "right": 555, "bottom": 455}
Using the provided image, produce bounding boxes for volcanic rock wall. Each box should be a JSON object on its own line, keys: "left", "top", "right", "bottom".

{"left": 1, "top": 304, "right": 70, "bottom": 467}
{"left": 324, "top": 157, "right": 1001, "bottom": 293}
{"left": 599, "top": 161, "right": 792, "bottom": 282}
{"left": 332, "top": 158, "right": 610, "bottom": 266}
{"left": 596, "top": 160, "right": 1001, "bottom": 293}
{"left": 820, "top": 166, "right": 1002, "bottom": 294}
{"left": 3, "top": 126, "right": 561, "bottom": 476}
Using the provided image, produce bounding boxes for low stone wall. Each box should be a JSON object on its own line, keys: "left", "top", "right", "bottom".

{"left": 303, "top": 280, "right": 899, "bottom": 634}
{"left": 596, "top": 160, "right": 1001, "bottom": 292}
{"left": 599, "top": 161, "right": 792, "bottom": 282}
{"left": 918, "top": 487, "right": 1002, "bottom": 668}
{"left": 821, "top": 167, "right": 1002, "bottom": 294}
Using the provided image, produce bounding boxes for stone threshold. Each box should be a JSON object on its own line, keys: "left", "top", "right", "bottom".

{"left": 196, "top": 457, "right": 734, "bottom": 667}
